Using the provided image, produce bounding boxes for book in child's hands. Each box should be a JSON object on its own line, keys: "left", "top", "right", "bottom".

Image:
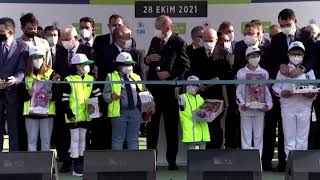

{"left": 193, "top": 99, "right": 224, "bottom": 122}
{"left": 245, "top": 73, "right": 266, "bottom": 109}
{"left": 29, "top": 80, "right": 52, "bottom": 116}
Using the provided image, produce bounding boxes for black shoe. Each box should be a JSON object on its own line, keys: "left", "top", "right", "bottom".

{"left": 262, "top": 163, "right": 273, "bottom": 171}
{"left": 278, "top": 162, "right": 287, "bottom": 172}
{"left": 59, "top": 160, "right": 71, "bottom": 173}
{"left": 168, "top": 164, "right": 179, "bottom": 171}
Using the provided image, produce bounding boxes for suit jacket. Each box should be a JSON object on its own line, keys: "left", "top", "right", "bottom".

{"left": 95, "top": 42, "right": 146, "bottom": 80}
{"left": 268, "top": 29, "right": 317, "bottom": 79}
{"left": 93, "top": 33, "right": 137, "bottom": 52}
{"left": 145, "top": 33, "right": 190, "bottom": 82}
{"left": 0, "top": 39, "right": 29, "bottom": 98}
{"left": 189, "top": 47, "right": 230, "bottom": 100}
{"left": 54, "top": 43, "right": 95, "bottom": 80}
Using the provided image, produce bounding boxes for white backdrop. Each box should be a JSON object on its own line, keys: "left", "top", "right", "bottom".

{"left": 1, "top": 2, "right": 320, "bottom": 165}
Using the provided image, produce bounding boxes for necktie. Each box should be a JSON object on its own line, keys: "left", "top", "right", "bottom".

{"left": 288, "top": 35, "right": 294, "bottom": 46}
{"left": 160, "top": 39, "right": 165, "bottom": 51}
{"left": 1, "top": 43, "right": 8, "bottom": 59}
{"left": 68, "top": 50, "right": 73, "bottom": 62}
{"left": 122, "top": 74, "right": 135, "bottom": 110}
{"left": 85, "top": 42, "right": 90, "bottom": 47}
{"left": 121, "top": 49, "right": 126, "bottom": 53}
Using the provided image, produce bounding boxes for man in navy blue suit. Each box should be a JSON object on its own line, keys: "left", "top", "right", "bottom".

{"left": 0, "top": 17, "right": 29, "bottom": 151}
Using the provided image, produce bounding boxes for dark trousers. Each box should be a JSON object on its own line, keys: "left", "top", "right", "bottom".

{"left": 262, "top": 94, "right": 286, "bottom": 166}
{"left": 86, "top": 116, "right": 112, "bottom": 150}
{"left": 146, "top": 87, "right": 179, "bottom": 166}
{"left": 224, "top": 85, "right": 241, "bottom": 149}
{"left": 206, "top": 114, "right": 224, "bottom": 149}
{"left": 0, "top": 90, "right": 20, "bottom": 151}
{"left": 53, "top": 100, "right": 70, "bottom": 161}
{"left": 309, "top": 97, "right": 320, "bottom": 149}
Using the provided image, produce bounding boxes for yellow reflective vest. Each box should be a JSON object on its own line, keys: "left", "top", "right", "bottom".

{"left": 179, "top": 93, "right": 210, "bottom": 143}
{"left": 23, "top": 69, "right": 56, "bottom": 116}
{"left": 65, "top": 74, "right": 94, "bottom": 123}
{"left": 107, "top": 71, "right": 143, "bottom": 118}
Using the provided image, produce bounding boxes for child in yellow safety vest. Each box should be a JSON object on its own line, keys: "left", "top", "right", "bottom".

{"left": 23, "top": 46, "right": 58, "bottom": 152}
{"left": 103, "top": 52, "right": 146, "bottom": 150}
{"left": 178, "top": 75, "right": 210, "bottom": 150}
{"left": 62, "top": 53, "right": 103, "bottom": 177}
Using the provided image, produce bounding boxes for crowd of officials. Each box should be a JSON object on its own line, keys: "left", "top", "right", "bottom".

{"left": 1, "top": 8, "right": 320, "bottom": 176}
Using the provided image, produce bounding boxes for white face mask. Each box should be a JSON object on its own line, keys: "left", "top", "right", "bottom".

{"left": 84, "top": 65, "right": 90, "bottom": 74}
{"left": 204, "top": 42, "right": 216, "bottom": 51}
{"left": 198, "top": 39, "right": 204, "bottom": 47}
{"left": 281, "top": 26, "right": 296, "bottom": 36}
{"left": 228, "top": 32, "right": 235, "bottom": 42}
{"left": 186, "top": 85, "right": 199, "bottom": 96}
{"left": 248, "top": 57, "right": 260, "bottom": 67}
{"left": 224, "top": 41, "right": 232, "bottom": 51}
{"left": 244, "top": 35, "right": 257, "bottom": 46}
{"left": 46, "top": 36, "right": 58, "bottom": 47}
{"left": 62, "top": 40, "right": 74, "bottom": 50}
{"left": 289, "top": 55, "right": 303, "bottom": 65}
{"left": 33, "top": 58, "right": 44, "bottom": 69}
{"left": 154, "top": 29, "right": 163, "bottom": 39}
{"left": 124, "top": 39, "right": 133, "bottom": 50}
{"left": 80, "top": 29, "right": 92, "bottom": 39}
{"left": 121, "top": 66, "right": 133, "bottom": 74}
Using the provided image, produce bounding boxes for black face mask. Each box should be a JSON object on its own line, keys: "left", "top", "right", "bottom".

{"left": 0, "top": 34, "right": 8, "bottom": 42}
{"left": 24, "top": 31, "right": 36, "bottom": 38}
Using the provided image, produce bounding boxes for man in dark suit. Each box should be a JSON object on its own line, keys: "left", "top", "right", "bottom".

{"left": 189, "top": 28, "right": 230, "bottom": 150}
{"left": 44, "top": 25, "right": 60, "bottom": 68}
{"left": 233, "top": 22, "right": 269, "bottom": 74}
{"left": 145, "top": 15, "right": 189, "bottom": 170}
{"left": 54, "top": 25, "right": 95, "bottom": 172}
{"left": 263, "top": 9, "right": 317, "bottom": 172}
{"left": 186, "top": 26, "right": 204, "bottom": 64}
{"left": 0, "top": 17, "right": 29, "bottom": 151}
{"left": 79, "top": 17, "right": 95, "bottom": 48}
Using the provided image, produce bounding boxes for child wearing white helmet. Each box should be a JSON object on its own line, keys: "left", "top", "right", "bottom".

{"left": 236, "top": 46, "right": 273, "bottom": 157}
{"left": 272, "top": 41, "right": 316, "bottom": 159}
{"left": 178, "top": 75, "right": 210, "bottom": 150}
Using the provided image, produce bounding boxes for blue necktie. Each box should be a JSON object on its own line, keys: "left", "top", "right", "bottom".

{"left": 1, "top": 43, "right": 8, "bottom": 59}
{"left": 122, "top": 74, "right": 134, "bottom": 110}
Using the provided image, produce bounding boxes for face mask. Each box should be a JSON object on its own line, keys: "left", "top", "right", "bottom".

{"left": 62, "top": 40, "right": 74, "bottom": 50}
{"left": 121, "top": 66, "right": 133, "bottom": 74}
{"left": 154, "top": 29, "right": 163, "bottom": 38}
{"left": 0, "top": 33, "right": 8, "bottom": 42}
{"left": 204, "top": 42, "right": 216, "bottom": 51}
{"left": 33, "top": 58, "right": 44, "bottom": 69}
{"left": 244, "top": 35, "right": 257, "bottom": 46}
{"left": 80, "top": 29, "right": 92, "bottom": 39}
{"left": 124, "top": 39, "right": 133, "bottom": 50}
{"left": 224, "top": 41, "right": 232, "bottom": 51}
{"left": 46, "top": 36, "right": 58, "bottom": 47}
{"left": 289, "top": 55, "right": 303, "bottom": 65}
{"left": 198, "top": 39, "right": 204, "bottom": 47}
{"left": 186, "top": 85, "right": 199, "bottom": 96}
{"left": 24, "top": 31, "right": 36, "bottom": 38}
{"left": 228, "top": 32, "right": 235, "bottom": 42}
{"left": 83, "top": 65, "right": 90, "bottom": 74}
{"left": 248, "top": 57, "right": 260, "bottom": 67}
{"left": 281, "top": 26, "right": 296, "bottom": 36}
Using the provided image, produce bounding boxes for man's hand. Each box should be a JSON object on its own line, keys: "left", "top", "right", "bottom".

{"left": 146, "top": 54, "right": 161, "bottom": 63}
{"left": 289, "top": 67, "right": 303, "bottom": 78}
{"left": 241, "top": 104, "right": 247, "bottom": 111}
{"left": 7, "top": 76, "right": 16, "bottom": 86}
{"left": 157, "top": 71, "right": 170, "bottom": 80}
{"left": 280, "top": 64, "right": 290, "bottom": 76}
{"left": 281, "top": 90, "right": 292, "bottom": 98}
{"left": 47, "top": 92, "right": 53, "bottom": 100}
{"left": 260, "top": 105, "right": 269, "bottom": 112}
{"left": 111, "top": 93, "right": 120, "bottom": 101}
{"left": 0, "top": 79, "right": 8, "bottom": 90}
{"left": 52, "top": 74, "right": 61, "bottom": 81}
